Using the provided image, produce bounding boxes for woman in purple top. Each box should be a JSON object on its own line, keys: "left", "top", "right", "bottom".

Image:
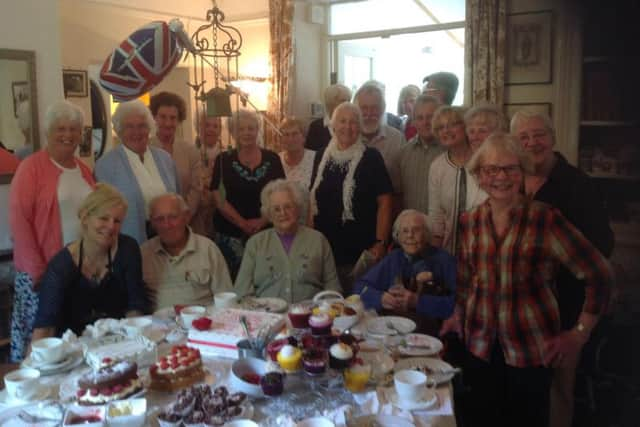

{"left": 234, "top": 179, "right": 341, "bottom": 303}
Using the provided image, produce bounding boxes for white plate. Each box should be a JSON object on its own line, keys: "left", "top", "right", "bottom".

{"left": 366, "top": 316, "right": 416, "bottom": 336}
{"left": 22, "top": 353, "right": 73, "bottom": 370}
{"left": 0, "top": 401, "right": 64, "bottom": 425}
{"left": 395, "top": 333, "right": 443, "bottom": 357}
{"left": 394, "top": 357, "right": 456, "bottom": 384}
{"left": 22, "top": 352, "right": 84, "bottom": 376}
{"left": 387, "top": 387, "right": 438, "bottom": 411}
{"left": 350, "top": 414, "right": 414, "bottom": 427}
{"left": 0, "top": 385, "right": 54, "bottom": 406}
{"left": 241, "top": 297, "right": 288, "bottom": 313}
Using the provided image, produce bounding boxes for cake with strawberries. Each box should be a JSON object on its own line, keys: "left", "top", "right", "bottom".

{"left": 149, "top": 345, "right": 205, "bottom": 391}
{"left": 76, "top": 359, "right": 143, "bottom": 405}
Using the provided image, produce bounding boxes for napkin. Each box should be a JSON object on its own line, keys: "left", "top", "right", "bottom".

{"left": 82, "top": 318, "right": 122, "bottom": 339}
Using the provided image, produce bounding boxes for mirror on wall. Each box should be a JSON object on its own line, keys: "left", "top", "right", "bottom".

{"left": 0, "top": 48, "right": 40, "bottom": 184}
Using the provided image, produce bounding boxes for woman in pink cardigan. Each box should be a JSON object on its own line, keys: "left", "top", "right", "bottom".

{"left": 9, "top": 100, "right": 95, "bottom": 362}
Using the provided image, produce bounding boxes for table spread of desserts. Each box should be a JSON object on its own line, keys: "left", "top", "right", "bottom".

{"left": 0, "top": 292, "right": 458, "bottom": 427}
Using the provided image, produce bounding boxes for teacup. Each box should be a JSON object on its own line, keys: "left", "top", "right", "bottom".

{"left": 31, "top": 337, "right": 66, "bottom": 365}
{"left": 4, "top": 368, "right": 40, "bottom": 401}
{"left": 214, "top": 292, "right": 238, "bottom": 308}
{"left": 394, "top": 369, "right": 427, "bottom": 403}
{"left": 180, "top": 306, "right": 207, "bottom": 328}
{"left": 122, "top": 317, "right": 152, "bottom": 337}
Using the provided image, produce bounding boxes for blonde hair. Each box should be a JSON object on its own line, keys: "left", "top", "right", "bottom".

{"left": 467, "top": 132, "right": 534, "bottom": 176}
{"left": 431, "top": 105, "right": 466, "bottom": 137}
{"left": 279, "top": 116, "right": 306, "bottom": 136}
{"left": 78, "top": 183, "right": 128, "bottom": 223}
{"left": 464, "top": 103, "right": 504, "bottom": 132}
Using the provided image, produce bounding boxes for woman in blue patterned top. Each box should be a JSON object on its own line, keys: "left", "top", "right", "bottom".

{"left": 210, "top": 109, "right": 285, "bottom": 277}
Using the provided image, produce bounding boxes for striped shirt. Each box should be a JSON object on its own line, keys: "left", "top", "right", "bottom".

{"left": 457, "top": 199, "right": 613, "bottom": 368}
{"left": 399, "top": 135, "right": 444, "bottom": 213}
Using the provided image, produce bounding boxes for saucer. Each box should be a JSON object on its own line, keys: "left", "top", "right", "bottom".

{"left": 22, "top": 351, "right": 84, "bottom": 376}
{"left": 0, "top": 385, "right": 53, "bottom": 406}
{"left": 387, "top": 387, "right": 437, "bottom": 411}
{"left": 23, "top": 353, "right": 72, "bottom": 370}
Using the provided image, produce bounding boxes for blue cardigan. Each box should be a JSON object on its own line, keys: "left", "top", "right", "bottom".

{"left": 353, "top": 247, "right": 456, "bottom": 319}
{"left": 95, "top": 144, "right": 178, "bottom": 243}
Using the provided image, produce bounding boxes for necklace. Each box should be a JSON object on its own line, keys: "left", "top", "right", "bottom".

{"left": 79, "top": 239, "right": 112, "bottom": 284}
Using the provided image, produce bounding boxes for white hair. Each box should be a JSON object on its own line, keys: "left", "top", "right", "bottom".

{"left": 392, "top": 209, "right": 430, "bottom": 244}
{"left": 354, "top": 80, "right": 387, "bottom": 115}
{"left": 330, "top": 102, "right": 364, "bottom": 131}
{"left": 44, "top": 100, "right": 84, "bottom": 135}
{"left": 260, "top": 179, "right": 306, "bottom": 220}
{"left": 464, "top": 102, "right": 504, "bottom": 131}
{"left": 111, "top": 100, "right": 156, "bottom": 136}
{"left": 148, "top": 193, "right": 190, "bottom": 217}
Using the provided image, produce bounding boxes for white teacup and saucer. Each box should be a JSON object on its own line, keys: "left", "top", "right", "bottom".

{"left": 23, "top": 337, "right": 75, "bottom": 373}
{"left": 389, "top": 369, "right": 438, "bottom": 411}
{"left": 1, "top": 368, "right": 52, "bottom": 405}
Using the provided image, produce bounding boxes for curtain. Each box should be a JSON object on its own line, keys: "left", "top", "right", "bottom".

{"left": 464, "top": 0, "right": 507, "bottom": 106}
{"left": 266, "top": 0, "right": 295, "bottom": 150}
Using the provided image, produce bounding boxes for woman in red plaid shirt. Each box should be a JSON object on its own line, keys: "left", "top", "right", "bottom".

{"left": 440, "top": 132, "right": 613, "bottom": 427}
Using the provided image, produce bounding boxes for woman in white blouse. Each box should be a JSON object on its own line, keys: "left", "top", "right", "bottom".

{"left": 428, "top": 106, "right": 487, "bottom": 254}
{"left": 279, "top": 117, "right": 316, "bottom": 190}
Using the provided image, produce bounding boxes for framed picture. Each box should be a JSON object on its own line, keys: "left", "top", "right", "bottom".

{"left": 504, "top": 102, "right": 552, "bottom": 121}
{"left": 11, "top": 81, "right": 29, "bottom": 117}
{"left": 506, "top": 11, "right": 553, "bottom": 85}
{"left": 63, "top": 69, "right": 88, "bottom": 97}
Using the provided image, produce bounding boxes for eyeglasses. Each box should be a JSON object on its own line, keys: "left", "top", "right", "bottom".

{"left": 478, "top": 164, "right": 522, "bottom": 177}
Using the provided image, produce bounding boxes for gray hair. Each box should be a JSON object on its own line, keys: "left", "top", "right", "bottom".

{"left": 111, "top": 100, "right": 156, "bottom": 136}
{"left": 392, "top": 209, "right": 430, "bottom": 244}
{"left": 397, "top": 85, "right": 421, "bottom": 115}
{"left": 324, "top": 84, "right": 352, "bottom": 111}
{"left": 260, "top": 179, "right": 306, "bottom": 220}
{"left": 464, "top": 102, "right": 504, "bottom": 132}
{"left": 354, "top": 80, "right": 386, "bottom": 115}
{"left": 467, "top": 132, "right": 534, "bottom": 176}
{"left": 227, "top": 109, "right": 263, "bottom": 144}
{"left": 510, "top": 109, "right": 555, "bottom": 136}
{"left": 330, "top": 102, "right": 364, "bottom": 131}
{"left": 148, "top": 193, "right": 190, "bottom": 218}
{"left": 412, "top": 94, "right": 441, "bottom": 119}
{"left": 44, "top": 100, "right": 84, "bottom": 136}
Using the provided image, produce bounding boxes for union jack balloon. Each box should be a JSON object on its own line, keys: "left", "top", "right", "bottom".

{"left": 99, "top": 21, "right": 183, "bottom": 101}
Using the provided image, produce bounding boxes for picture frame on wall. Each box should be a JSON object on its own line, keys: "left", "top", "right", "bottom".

{"left": 505, "top": 11, "right": 553, "bottom": 85}
{"left": 11, "top": 81, "right": 29, "bottom": 117}
{"left": 62, "top": 69, "right": 88, "bottom": 97}
{"left": 504, "top": 102, "right": 552, "bottom": 121}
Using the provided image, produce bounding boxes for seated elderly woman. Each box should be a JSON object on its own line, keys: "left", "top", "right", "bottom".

{"left": 353, "top": 209, "right": 455, "bottom": 320}
{"left": 235, "top": 179, "right": 340, "bottom": 303}
{"left": 31, "top": 184, "right": 150, "bottom": 338}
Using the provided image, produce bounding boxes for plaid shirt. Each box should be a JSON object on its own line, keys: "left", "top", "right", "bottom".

{"left": 457, "top": 199, "right": 613, "bottom": 368}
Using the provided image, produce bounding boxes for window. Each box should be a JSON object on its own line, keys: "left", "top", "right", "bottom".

{"left": 329, "top": 0, "right": 466, "bottom": 109}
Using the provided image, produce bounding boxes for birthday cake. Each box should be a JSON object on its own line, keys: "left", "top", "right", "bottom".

{"left": 187, "top": 308, "right": 285, "bottom": 359}
{"left": 84, "top": 335, "right": 157, "bottom": 371}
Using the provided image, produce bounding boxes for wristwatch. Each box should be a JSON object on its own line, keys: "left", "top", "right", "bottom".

{"left": 575, "top": 322, "right": 588, "bottom": 337}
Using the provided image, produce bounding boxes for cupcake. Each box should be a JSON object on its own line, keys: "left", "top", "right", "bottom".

{"left": 267, "top": 337, "right": 296, "bottom": 361}
{"left": 329, "top": 342, "right": 354, "bottom": 370}
{"left": 308, "top": 313, "right": 333, "bottom": 335}
{"left": 276, "top": 344, "right": 302, "bottom": 372}
{"left": 260, "top": 372, "right": 285, "bottom": 396}
{"left": 288, "top": 304, "right": 312, "bottom": 328}
{"left": 302, "top": 347, "right": 328, "bottom": 375}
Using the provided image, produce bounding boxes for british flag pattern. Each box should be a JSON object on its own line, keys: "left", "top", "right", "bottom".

{"left": 99, "top": 21, "right": 183, "bottom": 101}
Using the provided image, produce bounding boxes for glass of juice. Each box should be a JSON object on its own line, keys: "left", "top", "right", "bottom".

{"left": 343, "top": 363, "right": 371, "bottom": 393}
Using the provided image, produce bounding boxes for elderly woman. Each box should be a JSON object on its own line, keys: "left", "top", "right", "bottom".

{"left": 305, "top": 84, "right": 352, "bottom": 151}
{"left": 396, "top": 84, "right": 421, "bottom": 140}
{"left": 279, "top": 117, "right": 316, "bottom": 190}
{"left": 441, "top": 132, "right": 613, "bottom": 427}
{"left": 511, "top": 110, "right": 614, "bottom": 427}
{"left": 211, "top": 109, "right": 285, "bottom": 277}
{"left": 235, "top": 179, "right": 340, "bottom": 302}
{"left": 310, "top": 102, "right": 393, "bottom": 293}
{"left": 428, "top": 106, "right": 487, "bottom": 253}
{"left": 9, "top": 100, "right": 95, "bottom": 362}
{"left": 31, "top": 184, "right": 150, "bottom": 339}
{"left": 95, "top": 100, "right": 179, "bottom": 243}
{"left": 464, "top": 102, "right": 504, "bottom": 151}
{"left": 150, "top": 91, "right": 201, "bottom": 221}
{"left": 191, "top": 112, "right": 222, "bottom": 238}
{"left": 353, "top": 209, "right": 455, "bottom": 320}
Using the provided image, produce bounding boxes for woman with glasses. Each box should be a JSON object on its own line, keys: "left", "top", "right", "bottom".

{"left": 31, "top": 184, "right": 150, "bottom": 339}
{"left": 95, "top": 100, "right": 179, "bottom": 243}
{"left": 235, "top": 179, "right": 340, "bottom": 303}
{"left": 440, "top": 132, "right": 613, "bottom": 427}
{"left": 353, "top": 209, "right": 456, "bottom": 325}
{"left": 428, "top": 106, "right": 487, "bottom": 254}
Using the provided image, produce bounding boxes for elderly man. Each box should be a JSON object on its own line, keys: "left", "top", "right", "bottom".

{"left": 353, "top": 209, "right": 456, "bottom": 324}
{"left": 305, "top": 84, "right": 352, "bottom": 151}
{"left": 354, "top": 81, "right": 404, "bottom": 196}
{"left": 399, "top": 95, "right": 444, "bottom": 213}
{"left": 422, "top": 71, "right": 459, "bottom": 106}
{"left": 141, "top": 193, "right": 232, "bottom": 310}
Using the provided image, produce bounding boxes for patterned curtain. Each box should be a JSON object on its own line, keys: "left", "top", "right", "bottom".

{"left": 266, "top": 0, "right": 295, "bottom": 150}
{"left": 464, "top": 0, "right": 507, "bottom": 106}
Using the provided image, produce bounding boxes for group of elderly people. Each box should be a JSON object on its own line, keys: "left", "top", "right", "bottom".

{"left": 7, "top": 72, "right": 614, "bottom": 427}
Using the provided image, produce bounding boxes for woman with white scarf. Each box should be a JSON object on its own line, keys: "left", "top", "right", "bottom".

{"left": 310, "top": 102, "right": 393, "bottom": 294}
